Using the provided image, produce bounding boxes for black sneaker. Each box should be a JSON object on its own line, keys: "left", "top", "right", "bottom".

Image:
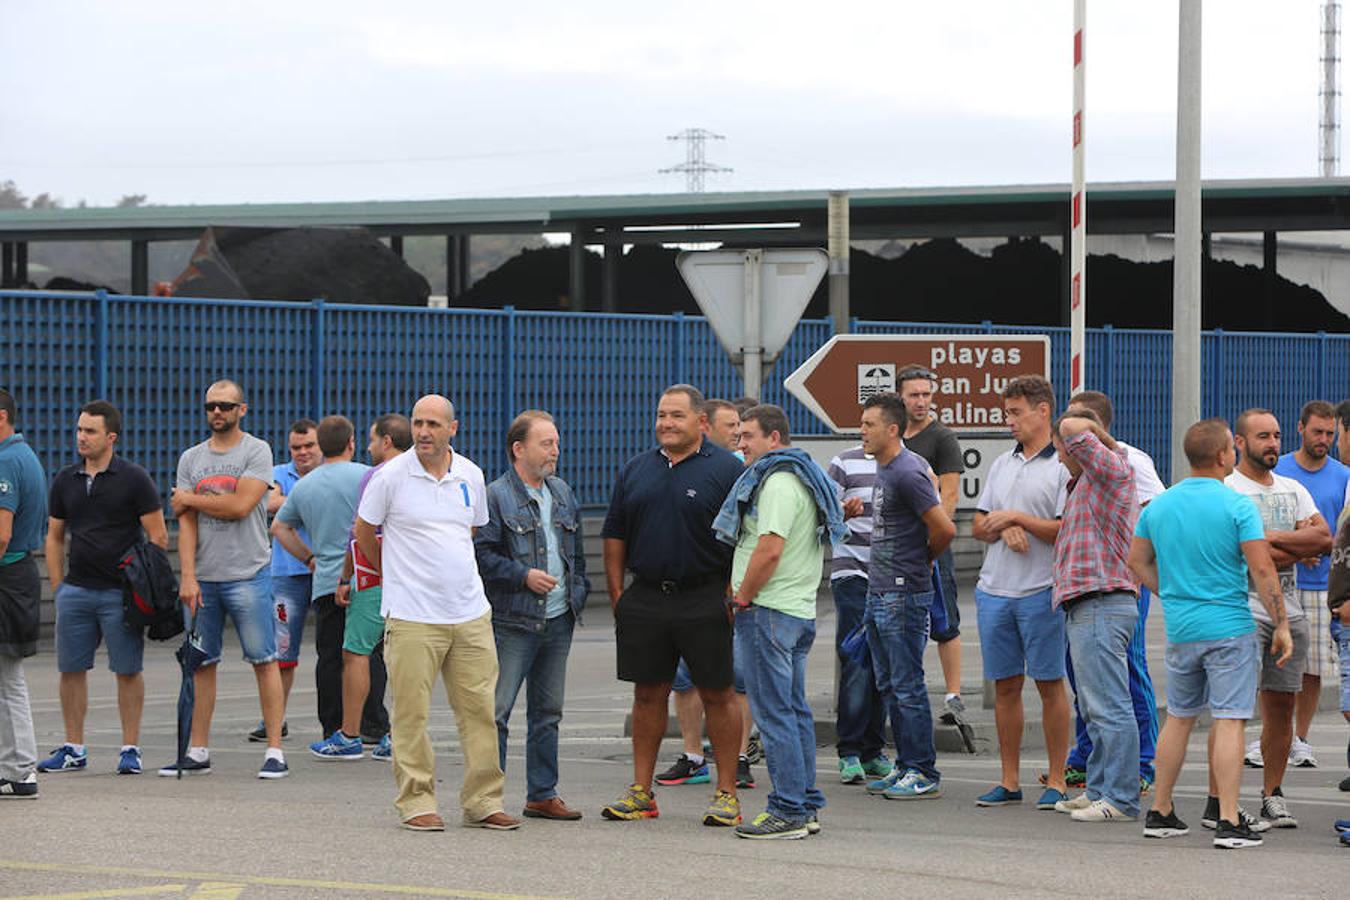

{"left": 1142, "top": 808, "right": 1189, "bottom": 838}
{"left": 1200, "top": 795, "right": 1270, "bottom": 833}
{"left": 0, "top": 773, "right": 38, "bottom": 799}
{"left": 736, "top": 755, "right": 756, "bottom": 789}
{"left": 247, "top": 720, "right": 288, "bottom": 743}
{"left": 1341, "top": 773, "right": 1350, "bottom": 792}
{"left": 654, "top": 753, "right": 709, "bottom": 786}
{"left": 1213, "top": 817, "right": 1263, "bottom": 849}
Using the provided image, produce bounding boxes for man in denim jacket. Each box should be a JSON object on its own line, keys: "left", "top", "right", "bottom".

{"left": 475, "top": 410, "right": 589, "bottom": 821}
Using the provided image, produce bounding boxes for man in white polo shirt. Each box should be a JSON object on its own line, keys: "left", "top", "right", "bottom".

{"left": 972, "top": 375, "right": 1072, "bottom": 811}
{"left": 355, "top": 394, "right": 519, "bottom": 833}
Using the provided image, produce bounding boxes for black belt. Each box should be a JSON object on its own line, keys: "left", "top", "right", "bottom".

{"left": 1063, "top": 589, "right": 1130, "bottom": 607}
{"left": 636, "top": 572, "right": 725, "bottom": 594}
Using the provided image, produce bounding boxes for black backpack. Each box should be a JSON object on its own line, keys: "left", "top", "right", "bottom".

{"left": 117, "top": 540, "right": 184, "bottom": 641}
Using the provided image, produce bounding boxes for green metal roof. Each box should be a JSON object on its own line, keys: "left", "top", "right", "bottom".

{"left": 3, "top": 178, "right": 1350, "bottom": 241}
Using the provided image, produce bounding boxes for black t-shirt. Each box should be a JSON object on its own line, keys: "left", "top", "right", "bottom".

{"left": 903, "top": 419, "right": 964, "bottom": 476}
{"left": 601, "top": 438, "right": 743, "bottom": 583}
{"left": 49, "top": 457, "right": 162, "bottom": 590}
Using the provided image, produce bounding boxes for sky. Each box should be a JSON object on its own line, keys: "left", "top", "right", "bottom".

{"left": 0, "top": 1, "right": 1335, "bottom": 207}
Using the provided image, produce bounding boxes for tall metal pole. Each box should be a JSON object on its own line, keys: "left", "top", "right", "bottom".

{"left": 1171, "top": 0, "right": 1203, "bottom": 482}
{"left": 1070, "top": 0, "right": 1087, "bottom": 394}
{"left": 742, "top": 249, "right": 764, "bottom": 400}
{"left": 1322, "top": 2, "right": 1341, "bottom": 177}
{"left": 827, "top": 192, "right": 851, "bottom": 335}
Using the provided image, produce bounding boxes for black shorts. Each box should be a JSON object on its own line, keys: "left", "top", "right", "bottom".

{"left": 615, "top": 580, "right": 733, "bottom": 689}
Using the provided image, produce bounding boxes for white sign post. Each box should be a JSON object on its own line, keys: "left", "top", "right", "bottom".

{"left": 678, "top": 248, "right": 828, "bottom": 399}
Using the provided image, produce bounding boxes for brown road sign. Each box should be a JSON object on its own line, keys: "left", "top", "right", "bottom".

{"left": 783, "top": 334, "right": 1051, "bottom": 433}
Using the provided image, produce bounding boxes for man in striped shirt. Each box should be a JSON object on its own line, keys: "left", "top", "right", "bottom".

{"left": 826, "top": 446, "right": 892, "bottom": 786}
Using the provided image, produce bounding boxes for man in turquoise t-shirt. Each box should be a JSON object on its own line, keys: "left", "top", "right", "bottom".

{"left": 729, "top": 405, "right": 831, "bottom": 840}
{"left": 1129, "top": 418, "right": 1291, "bottom": 849}
{"left": 270, "top": 416, "right": 374, "bottom": 756}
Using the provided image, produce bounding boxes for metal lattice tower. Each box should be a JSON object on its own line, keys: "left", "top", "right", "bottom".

{"left": 1322, "top": 2, "right": 1341, "bottom": 176}
{"left": 660, "top": 128, "right": 732, "bottom": 192}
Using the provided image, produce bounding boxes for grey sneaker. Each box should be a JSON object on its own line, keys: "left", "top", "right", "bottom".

{"left": 939, "top": 694, "right": 967, "bottom": 725}
{"left": 1259, "top": 790, "right": 1297, "bottom": 828}
{"left": 735, "top": 811, "right": 808, "bottom": 840}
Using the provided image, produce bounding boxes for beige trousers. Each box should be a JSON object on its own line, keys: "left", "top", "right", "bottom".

{"left": 385, "top": 612, "right": 505, "bottom": 822}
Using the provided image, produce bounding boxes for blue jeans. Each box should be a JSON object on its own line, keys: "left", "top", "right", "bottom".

{"left": 1331, "top": 619, "right": 1350, "bottom": 714}
{"left": 736, "top": 605, "right": 824, "bottom": 823}
{"left": 186, "top": 570, "right": 277, "bottom": 665}
{"left": 1067, "top": 585, "right": 1159, "bottom": 780}
{"left": 865, "top": 590, "right": 938, "bottom": 781}
{"left": 1064, "top": 592, "right": 1140, "bottom": 817}
{"left": 272, "top": 573, "right": 313, "bottom": 667}
{"left": 831, "top": 576, "right": 887, "bottom": 761}
{"left": 493, "top": 611, "right": 574, "bottom": 802}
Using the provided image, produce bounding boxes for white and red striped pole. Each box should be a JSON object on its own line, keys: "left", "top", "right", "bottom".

{"left": 1070, "top": 0, "right": 1087, "bottom": 394}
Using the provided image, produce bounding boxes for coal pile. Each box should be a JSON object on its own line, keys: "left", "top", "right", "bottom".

{"left": 460, "top": 236, "right": 1348, "bottom": 332}
{"left": 172, "top": 226, "right": 429, "bottom": 306}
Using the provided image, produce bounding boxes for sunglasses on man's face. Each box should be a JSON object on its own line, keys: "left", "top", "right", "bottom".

{"left": 203, "top": 401, "right": 240, "bottom": 413}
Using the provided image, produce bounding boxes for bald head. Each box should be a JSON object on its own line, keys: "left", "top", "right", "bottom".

{"left": 205, "top": 379, "right": 245, "bottom": 404}
{"left": 413, "top": 394, "right": 455, "bottom": 422}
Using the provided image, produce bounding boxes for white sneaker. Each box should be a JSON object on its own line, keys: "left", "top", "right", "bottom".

{"left": 1243, "top": 739, "right": 1263, "bottom": 768}
{"left": 1288, "top": 737, "right": 1317, "bottom": 768}
{"left": 1070, "top": 798, "right": 1135, "bottom": 822}
{"left": 1054, "top": 793, "right": 1093, "bottom": 814}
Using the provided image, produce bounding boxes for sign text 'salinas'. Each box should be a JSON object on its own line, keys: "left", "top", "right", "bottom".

{"left": 784, "top": 335, "right": 1051, "bottom": 434}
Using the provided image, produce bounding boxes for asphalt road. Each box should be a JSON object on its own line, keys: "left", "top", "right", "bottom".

{"left": 2, "top": 599, "right": 1347, "bottom": 899}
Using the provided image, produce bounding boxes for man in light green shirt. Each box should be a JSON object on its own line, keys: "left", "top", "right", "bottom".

{"left": 729, "top": 404, "right": 830, "bottom": 840}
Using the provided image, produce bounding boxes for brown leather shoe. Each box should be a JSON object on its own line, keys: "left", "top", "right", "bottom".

{"left": 523, "top": 796, "right": 584, "bottom": 821}
{"left": 464, "top": 810, "right": 522, "bottom": 830}
{"left": 400, "top": 812, "right": 445, "bottom": 831}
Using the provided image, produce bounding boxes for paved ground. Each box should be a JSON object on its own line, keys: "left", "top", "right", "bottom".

{"left": 3, "top": 587, "right": 1348, "bottom": 900}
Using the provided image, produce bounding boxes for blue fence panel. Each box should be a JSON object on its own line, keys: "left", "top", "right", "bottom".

{"left": 106, "top": 294, "right": 314, "bottom": 492}
{"left": 6, "top": 288, "right": 1350, "bottom": 505}
{"left": 0, "top": 291, "right": 100, "bottom": 479}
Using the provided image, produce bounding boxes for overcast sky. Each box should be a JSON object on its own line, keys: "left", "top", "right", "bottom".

{"left": 0, "top": 1, "right": 1334, "bottom": 207}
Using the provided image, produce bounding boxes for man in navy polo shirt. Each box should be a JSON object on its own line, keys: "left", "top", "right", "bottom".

{"left": 600, "top": 384, "right": 745, "bottom": 827}
{"left": 40, "top": 400, "right": 167, "bottom": 776}
{"left": 0, "top": 388, "right": 47, "bottom": 799}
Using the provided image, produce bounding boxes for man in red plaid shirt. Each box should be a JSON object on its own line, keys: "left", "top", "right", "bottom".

{"left": 1049, "top": 409, "right": 1141, "bottom": 823}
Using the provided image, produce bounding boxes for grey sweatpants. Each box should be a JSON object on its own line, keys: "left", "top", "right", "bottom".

{"left": 0, "top": 653, "right": 36, "bottom": 780}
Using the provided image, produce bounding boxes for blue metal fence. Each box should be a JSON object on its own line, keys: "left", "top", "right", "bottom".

{"left": 3, "top": 288, "right": 1348, "bottom": 506}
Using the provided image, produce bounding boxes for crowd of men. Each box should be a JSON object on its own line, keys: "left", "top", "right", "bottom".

{"left": 0, "top": 373, "right": 1347, "bottom": 850}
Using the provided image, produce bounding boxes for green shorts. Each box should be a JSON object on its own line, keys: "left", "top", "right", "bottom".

{"left": 343, "top": 586, "right": 385, "bottom": 655}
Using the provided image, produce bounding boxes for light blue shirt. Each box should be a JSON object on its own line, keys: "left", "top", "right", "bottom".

{"left": 525, "top": 483, "right": 568, "bottom": 618}
{"left": 271, "top": 462, "right": 312, "bottom": 578}
{"left": 276, "top": 461, "right": 370, "bottom": 599}
{"left": 1135, "top": 477, "right": 1265, "bottom": 643}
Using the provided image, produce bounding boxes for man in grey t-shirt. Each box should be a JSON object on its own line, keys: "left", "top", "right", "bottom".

{"left": 161, "top": 380, "right": 289, "bottom": 780}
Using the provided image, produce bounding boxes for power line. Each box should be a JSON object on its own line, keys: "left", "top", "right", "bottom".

{"left": 660, "top": 128, "right": 732, "bottom": 192}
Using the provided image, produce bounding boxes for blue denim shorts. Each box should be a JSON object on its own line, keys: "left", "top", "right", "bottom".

{"left": 1164, "top": 632, "right": 1260, "bottom": 719}
{"left": 272, "top": 573, "right": 313, "bottom": 667}
{"left": 186, "top": 570, "right": 278, "bottom": 666}
{"left": 974, "top": 586, "right": 1066, "bottom": 681}
{"left": 1332, "top": 619, "right": 1350, "bottom": 713}
{"left": 55, "top": 582, "right": 144, "bottom": 675}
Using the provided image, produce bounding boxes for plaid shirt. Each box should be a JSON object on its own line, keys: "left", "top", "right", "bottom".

{"left": 1052, "top": 430, "right": 1140, "bottom": 608}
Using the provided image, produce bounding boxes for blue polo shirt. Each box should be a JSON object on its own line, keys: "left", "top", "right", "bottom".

{"left": 0, "top": 433, "right": 48, "bottom": 564}
{"left": 1273, "top": 452, "right": 1350, "bottom": 590}
{"left": 602, "top": 438, "right": 743, "bottom": 583}
{"left": 271, "top": 461, "right": 312, "bottom": 577}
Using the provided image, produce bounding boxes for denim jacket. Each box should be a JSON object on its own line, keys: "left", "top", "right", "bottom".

{"left": 474, "top": 466, "right": 589, "bottom": 631}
